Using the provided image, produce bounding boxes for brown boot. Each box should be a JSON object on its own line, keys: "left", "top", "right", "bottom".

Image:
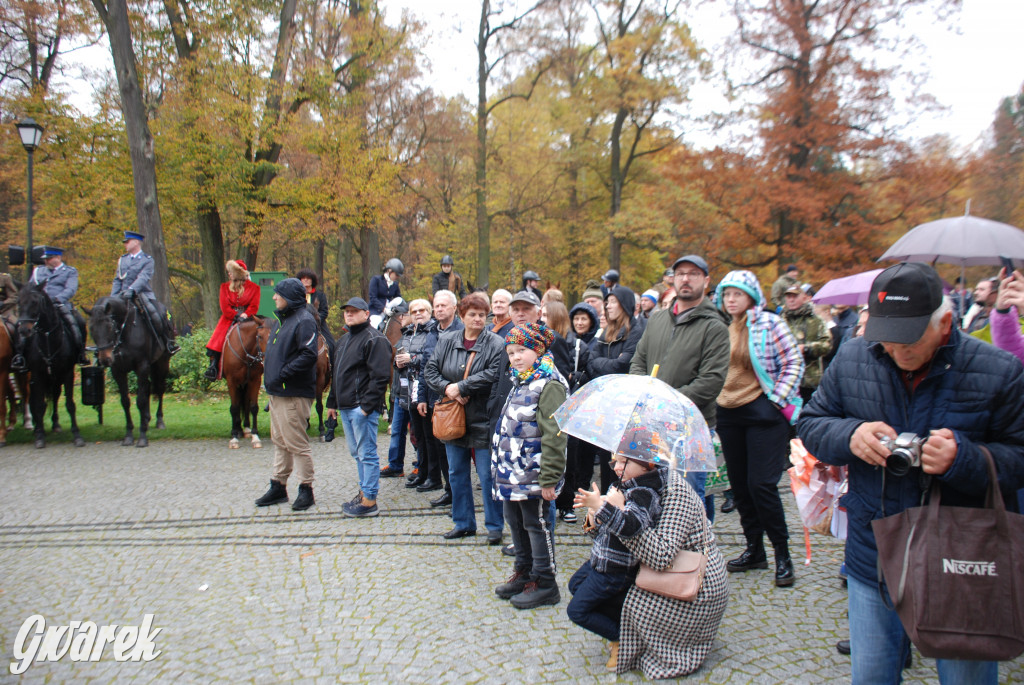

{"left": 606, "top": 641, "right": 619, "bottom": 671}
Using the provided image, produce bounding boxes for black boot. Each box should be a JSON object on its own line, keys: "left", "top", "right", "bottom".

{"left": 255, "top": 479, "right": 288, "bottom": 507}
{"left": 727, "top": 541, "right": 768, "bottom": 573}
{"left": 292, "top": 484, "right": 315, "bottom": 511}
{"left": 774, "top": 543, "right": 795, "bottom": 587}
{"left": 204, "top": 351, "right": 220, "bottom": 380}
{"left": 10, "top": 353, "right": 26, "bottom": 373}
{"left": 720, "top": 489, "right": 736, "bottom": 513}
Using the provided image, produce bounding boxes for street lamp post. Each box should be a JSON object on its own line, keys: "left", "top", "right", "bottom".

{"left": 14, "top": 118, "right": 44, "bottom": 281}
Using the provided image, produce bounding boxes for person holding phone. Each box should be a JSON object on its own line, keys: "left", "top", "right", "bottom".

{"left": 992, "top": 266, "right": 1024, "bottom": 365}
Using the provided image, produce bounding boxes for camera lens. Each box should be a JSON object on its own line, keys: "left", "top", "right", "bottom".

{"left": 886, "top": 448, "right": 913, "bottom": 477}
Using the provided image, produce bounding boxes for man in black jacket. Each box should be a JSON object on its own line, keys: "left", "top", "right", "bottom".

{"left": 327, "top": 297, "right": 393, "bottom": 518}
{"left": 256, "top": 278, "right": 319, "bottom": 511}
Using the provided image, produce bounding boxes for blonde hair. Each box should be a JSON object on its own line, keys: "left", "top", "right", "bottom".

{"left": 542, "top": 288, "right": 564, "bottom": 305}
{"left": 544, "top": 301, "right": 570, "bottom": 338}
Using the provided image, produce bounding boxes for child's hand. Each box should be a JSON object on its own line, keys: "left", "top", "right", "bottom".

{"left": 606, "top": 487, "right": 625, "bottom": 509}
{"left": 574, "top": 483, "right": 602, "bottom": 511}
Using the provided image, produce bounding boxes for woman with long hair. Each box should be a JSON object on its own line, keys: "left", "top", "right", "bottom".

{"left": 714, "top": 270, "right": 804, "bottom": 588}
{"left": 296, "top": 268, "right": 335, "bottom": 358}
{"left": 205, "top": 260, "right": 261, "bottom": 380}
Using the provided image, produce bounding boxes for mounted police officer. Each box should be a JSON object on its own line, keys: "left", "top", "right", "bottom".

{"left": 12, "top": 247, "right": 89, "bottom": 369}
{"left": 110, "top": 231, "right": 180, "bottom": 356}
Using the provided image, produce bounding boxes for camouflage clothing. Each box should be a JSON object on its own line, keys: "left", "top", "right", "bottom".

{"left": 782, "top": 303, "right": 832, "bottom": 390}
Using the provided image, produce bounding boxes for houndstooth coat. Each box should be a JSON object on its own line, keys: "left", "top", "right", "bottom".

{"left": 616, "top": 470, "right": 729, "bottom": 678}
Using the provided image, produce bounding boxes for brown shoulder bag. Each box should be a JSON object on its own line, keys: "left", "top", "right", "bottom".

{"left": 432, "top": 351, "right": 476, "bottom": 442}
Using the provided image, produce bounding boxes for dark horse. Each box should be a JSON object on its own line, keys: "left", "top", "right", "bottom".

{"left": 222, "top": 317, "right": 271, "bottom": 449}
{"left": 87, "top": 296, "right": 170, "bottom": 447}
{"left": 16, "top": 283, "right": 85, "bottom": 448}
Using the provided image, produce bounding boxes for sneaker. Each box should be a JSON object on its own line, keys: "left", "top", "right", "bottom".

{"left": 560, "top": 510, "right": 578, "bottom": 523}
{"left": 495, "top": 570, "right": 530, "bottom": 600}
{"left": 501, "top": 543, "right": 515, "bottom": 557}
{"left": 349, "top": 490, "right": 364, "bottom": 506}
{"left": 343, "top": 498, "right": 379, "bottom": 518}
{"left": 510, "top": 581, "right": 560, "bottom": 609}
{"left": 380, "top": 466, "right": 404, "bottom": 478}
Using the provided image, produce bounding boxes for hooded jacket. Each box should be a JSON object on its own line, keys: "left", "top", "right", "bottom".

{"left": 629, "top": 296, "right": 730, "bottom": 428}
{"left": 782, "top": 302, "right": 832, "bottom": 389}
{"left": 263, "top": 278, "right": 318, "bottom": 398}
{"left": 715, "top": 271, "right": 805, "bottom": 421}
{"left": 326, "top": 319, "right": 392, "bottom": 415}
{"left": 587, "top": 285, "right": 646, "bottom": 378}
{"left": 569, "top": 302, "right": 600, "bottom": 345}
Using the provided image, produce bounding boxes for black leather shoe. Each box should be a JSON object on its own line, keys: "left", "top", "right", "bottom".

{"left": 501, "top": 543, "right": 515, "bottom": 557}
{"left": 836, "top": 639, "right": 850, "bottom": 655}
{"left": 430, "top": 492, "right": 452, "bottom": 507}
{"left": 720, "top": 493, "right": 736, "bottom": 514}
{"left": 726, "top": 544, "right": 768, "bottom": 573}
{"left": 416, "top": 479, "right": 441, "bottom": 492}
{"left": 775, "top": 556, "right": 795, "bottom": 587}
{"left": 487, "top": 530, "right": 503, "bottom": 545}
{"left": 442, "top": 528, "right": 476, "bottom": 540}
{"left": 405, "top": 478, "right": 426, "bottom": 489}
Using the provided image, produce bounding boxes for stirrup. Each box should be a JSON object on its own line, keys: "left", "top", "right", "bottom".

{"left": 10, "top": 354, "right": 26, "bottom": 372}
{"left": 167, "top": 341, "right": 181, "bottom": 356}
{"left": 204, "top": 364, "right": 218, "bottom": 381}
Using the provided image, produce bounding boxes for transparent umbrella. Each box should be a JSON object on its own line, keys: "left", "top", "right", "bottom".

{"left": 553, "top": 368, "right": 716, "bottom": 472}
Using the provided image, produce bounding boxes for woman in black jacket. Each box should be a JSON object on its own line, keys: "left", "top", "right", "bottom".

{"left": 424, "top": 292, "right": 505, "bottom": 542}
{"left": 587, "top": 285, "right": 646, "bottom": 491}
{"left": 297, "top": 268, "right": 335, "bottom": 360}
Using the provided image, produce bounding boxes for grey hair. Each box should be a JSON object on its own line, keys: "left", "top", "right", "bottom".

{"left": 930, "top": 296, "right": 953, "bottom": 329}
{"left": 433, "top": 289, "right": 457, "bottom": 307}
{"left": 408, "top": 298, "right": 431, "bottom": 312}
{"left": 491, "top": 288, "right": 513, "bottom": 303}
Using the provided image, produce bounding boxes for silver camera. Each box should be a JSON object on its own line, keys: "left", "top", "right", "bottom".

{"left": 878, "top": 432, "right": 926, "bottom": 477}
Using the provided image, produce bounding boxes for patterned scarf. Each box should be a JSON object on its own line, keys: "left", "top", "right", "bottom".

{"left": 511, "top": 351, "right": 558, "bottom": 385}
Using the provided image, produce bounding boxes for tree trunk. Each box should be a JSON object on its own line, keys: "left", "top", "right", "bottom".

{"left": 607, "top": 106, "right": 628, "bottom": 272}
{"left": 94, "top": 0, "right": 170, "bottom": 303}
{"left": 475, "top": 0, "right": 490, "bottom": 291}
{"left": 338, "top": 229, "right": 353, "bottom": 299}
{"left": 198, "top": 206, "right": 225, "bottom": 329}
{"left": 314, "top": 239, "right": 325, "bottom": 286}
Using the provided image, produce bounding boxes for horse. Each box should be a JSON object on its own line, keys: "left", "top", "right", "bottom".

{"left": 86, "top": 295, "right": 170, "bottom": 447}
{"left": 312, "top": 333, "right": 332, "bottom": 439}
{"left": 16, "top": 283, "right": 85, "bottom": 448}
{"left": 0, "top": 323, "right": 12, "bottom": 446}
{"left": 221, "top": 317, "right": 271, "bottom": 449}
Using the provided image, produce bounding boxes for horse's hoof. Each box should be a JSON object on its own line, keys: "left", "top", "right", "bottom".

{"left": 243, "top": 428, "right": 252, "bottom": 438}
{"left": 156, "top": 420, "right": 166, "bottom": 430}
{"left": 122, "top": 436, "right": 134, "bottom": 446}
{"left": 74, "top": 437, "right": 86, "bottom": 448}
{"left": 52, "top": 425, "right": 62, "bottom": 434}
{"left": 34, "top": 439, "right": 45, "bottom": 449}
{"left": 251, "top": 436, "right": 262, "bottom": 449}
{"left": 229, "top": 438, "right": 240, "bottom": 449}
{"left": 136, "top": 436, "right": 149, "bottom": 448}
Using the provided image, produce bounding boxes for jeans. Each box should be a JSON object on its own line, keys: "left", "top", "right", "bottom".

{"left": 567, "top": 561, "right": 636, "bottom": 641}
{"left": 339, "top": 408, "right": 381, "bottom": 500}
{"left": 847, "top": 575, "right": 998, "bottom": 685}
{"left": 684, "top": 470, "right": 715, "bottom": 524}
{"left": 505, "top": 499, "right": 556, "bottom": 585}
{"left": 387, "top": 402, "right": 408, "bottom": 471}
{"left": 445, "top": 444, "right": 503, "bottom": 533}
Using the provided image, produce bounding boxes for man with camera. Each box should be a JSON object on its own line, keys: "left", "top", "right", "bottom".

{"left": 798, "top": 262, "right": 1024, "bottom": 685}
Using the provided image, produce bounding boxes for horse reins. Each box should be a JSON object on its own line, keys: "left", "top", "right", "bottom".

{"left": 225, "top": 320, "right": 265, "bottom": 371}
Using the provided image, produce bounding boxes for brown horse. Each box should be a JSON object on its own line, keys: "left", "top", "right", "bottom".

{"left": 312, "top": 333, "right": 331, "bottom": 439}
{"left": 0, "top": 323, "right": 12, "bottom": 446}
{"left": 222, "top": 317, "right": 271, "bottom": 449}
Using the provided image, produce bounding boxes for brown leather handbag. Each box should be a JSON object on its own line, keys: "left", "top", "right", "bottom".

{"left": 635, "top": 509, "right": 710, "bottom": 602}
{"left": 431, "top": 351, "right": 476, "bottom": 441}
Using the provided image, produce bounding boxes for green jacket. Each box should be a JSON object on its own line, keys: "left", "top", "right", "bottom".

{"left": 629, "top": 297, "right": 730, "bottom": 428}
{"left": 782, "top": 304, "right": 832, "bottom": 389}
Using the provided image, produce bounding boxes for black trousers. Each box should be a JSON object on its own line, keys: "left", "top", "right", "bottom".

{"left": 556, "top": 436, "right": 597, "bottom": 512}
{"left": 409, "top": 406, "right": 449, "bottom": 491}
{"left": 717, "top": 394, "right": 791, "bottom": 550}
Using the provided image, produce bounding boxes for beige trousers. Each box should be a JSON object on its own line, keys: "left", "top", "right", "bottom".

{"left": 269, "top": 395, "right": 314, "bottom": 485}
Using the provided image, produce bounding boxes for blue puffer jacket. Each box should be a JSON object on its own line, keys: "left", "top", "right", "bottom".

{"left": 797, "top": 330, "right": 1024, "bottom": 586}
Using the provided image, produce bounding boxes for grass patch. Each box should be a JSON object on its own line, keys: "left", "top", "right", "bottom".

{"left": 1, "top": 388, "right": 385, "bottom": 446}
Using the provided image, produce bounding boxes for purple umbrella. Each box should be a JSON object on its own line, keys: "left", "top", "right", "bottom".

{"left": 812, "top": 269, "right": 884, "bottom": 306}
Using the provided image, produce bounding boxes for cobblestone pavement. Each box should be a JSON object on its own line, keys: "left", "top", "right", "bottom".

{"left": 1, "top": 436, "right": 1022, "bottom": 683}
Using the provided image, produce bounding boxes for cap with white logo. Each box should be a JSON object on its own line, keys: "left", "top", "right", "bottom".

{"left": 864, "top": 262, "right": 943, "bottom": 344}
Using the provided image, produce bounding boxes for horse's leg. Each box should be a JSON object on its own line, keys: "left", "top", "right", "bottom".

{"left": 114, "top": 368, "right": 134, "bottom": 446}
{"left": 0, "top": 368, "right": 8, "bottom": 448}
{"left": 29, "top": 379, "right": 46, "bottom": 448}
{"left": 248, "top": 374, "right": 262, "bottom": 449}
{"left": 50, "top": 383, "right": 62, "bottom": 433}
{"left": 228, "top": 376, "right": 242, "bottom": 449}
{"left": 154, "top": 358, "right": 168, "bottom": 430}
{"left": 64, "top": 371, "right": 85, "bottom": 447}
{"left": 18, "top": 374, "right": 32, "bottom": 430}
{"left": 242, "top": 382, "right": 252, "bottom": 437}
{"left": 316, "top": 394, "right": 325, "bottom": 437}
{"left": 135, "top": 364, "right": 152, "bottom": 448}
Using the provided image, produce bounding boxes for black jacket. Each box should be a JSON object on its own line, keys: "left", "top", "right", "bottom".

{"left": 587, "top": 286, "right": 645, "bottom": 378}
{"left": 264, "top": 280, "right": 319, "bottom": 398}
{"left": 326, "top": 320, "right": 393, "bottom": 414}
{"left": 425, "top": 328, "right": 504, "bottom": 448}
{"left": 416, "top": 317, "right": 464, "bottom": 406}
{"left": 431, "top": 271, "right": 466, "bottom": 298}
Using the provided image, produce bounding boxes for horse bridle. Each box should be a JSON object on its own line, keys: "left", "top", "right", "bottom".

{"left": 225, "top": 319, "right": 265, "bottom": 370}
{"left": 17, "top": 298, "right": 65, "bottom": 374}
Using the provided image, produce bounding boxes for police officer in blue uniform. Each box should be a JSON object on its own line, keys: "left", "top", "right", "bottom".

{"left": 11, "top": 247, "right": 90, "bottom": 369}
{"left": 110, "top": 231, "right": 180, "bottom": 355}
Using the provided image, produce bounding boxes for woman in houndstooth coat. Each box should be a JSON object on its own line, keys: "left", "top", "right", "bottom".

{"left": 616, "top": 469, "right": 729, "bottom": 677}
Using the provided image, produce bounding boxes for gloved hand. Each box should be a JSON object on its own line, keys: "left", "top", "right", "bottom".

{"left": 119, "top": 290, "right": 134, "bottom": 301}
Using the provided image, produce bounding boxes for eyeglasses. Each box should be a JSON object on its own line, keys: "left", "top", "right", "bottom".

{"left": 674, "top": 271, "right": 705, "bottom": 279}
{"left": 410, "top": 308, "right": 430, "bottom": 314}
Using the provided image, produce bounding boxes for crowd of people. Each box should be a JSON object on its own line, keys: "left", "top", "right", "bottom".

{"left": 227, "top": 252, "right": 1024, "bottom": 680}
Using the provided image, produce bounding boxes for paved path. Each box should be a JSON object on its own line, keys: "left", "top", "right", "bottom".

{"left": 1, "top": 436, "right": 1021, "bottom": 683}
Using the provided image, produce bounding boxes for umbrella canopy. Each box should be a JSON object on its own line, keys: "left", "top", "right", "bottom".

{"left": 812, "top": 269, "right": 885, "bottom": 306}
{"left": 878, "top": 214, "right": 1024, "bottom": 267}
{"left": 553, "top": 373, "right": 716, "bottom": 472}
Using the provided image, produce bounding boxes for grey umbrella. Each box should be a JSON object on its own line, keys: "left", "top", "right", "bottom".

{"left": 878, "top": 211, "right": 1024, "bottom": 267}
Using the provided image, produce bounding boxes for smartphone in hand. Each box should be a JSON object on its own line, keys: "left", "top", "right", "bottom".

{"left": 1001, "top": 255, "right": 1015, "bottom": 276}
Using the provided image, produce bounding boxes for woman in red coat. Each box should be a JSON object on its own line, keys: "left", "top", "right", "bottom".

{"left": 205, "top": 260, "right": 261, "bottom": 380}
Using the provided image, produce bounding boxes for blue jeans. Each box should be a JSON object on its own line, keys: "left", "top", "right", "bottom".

{"left": 684, "top": 471, "right": 715, "bottom": 523}
{"left": 848, "top": 575, "right": 998, "bottom": 685}
{"left": 339, "top": 408, "right": 381, "bottom": 500}
{"left": 445, "top": 444, "right": 503, "bottom": 533}
{"left": 567, "top": 561, "right": 636, "bottom": 641}
{"left": 387, "top": 402, "right": 408, "bottom": 471}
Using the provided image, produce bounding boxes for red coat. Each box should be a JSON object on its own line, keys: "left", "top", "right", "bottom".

{"left": 206, "top": 280, "right": 261, "bottom": 352}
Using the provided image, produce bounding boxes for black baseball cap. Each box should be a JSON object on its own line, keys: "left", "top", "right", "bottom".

{"left": 671, "top": 255, "right": 709, "bottom": 276}
{"left": 864, "top": 263, "right": 943, "bottom": 344}
{"left": 343, "top": 297, "right": 369, "bottom": 311}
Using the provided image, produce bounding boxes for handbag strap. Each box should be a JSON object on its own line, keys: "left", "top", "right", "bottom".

{"left": 462, "top": 350, "right": 477, "bottom": 380}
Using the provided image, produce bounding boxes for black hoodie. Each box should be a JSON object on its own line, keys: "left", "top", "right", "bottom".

{"left": 264, "top": 278, "right": 318, "bottom": 398}
{"left": 587, "top": 285, "right": 645, "bottom": 378}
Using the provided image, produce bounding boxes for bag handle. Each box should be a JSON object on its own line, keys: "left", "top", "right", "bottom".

{"left": 926, "top": 444, "right": 1008, "bottom": 536}
{"left": 462, "top": 350, "right": 477, "bottom": 380}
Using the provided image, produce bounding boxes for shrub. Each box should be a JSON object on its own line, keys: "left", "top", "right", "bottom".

{"left": 169, "top": 328, "right": 223, "bottom": 392}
